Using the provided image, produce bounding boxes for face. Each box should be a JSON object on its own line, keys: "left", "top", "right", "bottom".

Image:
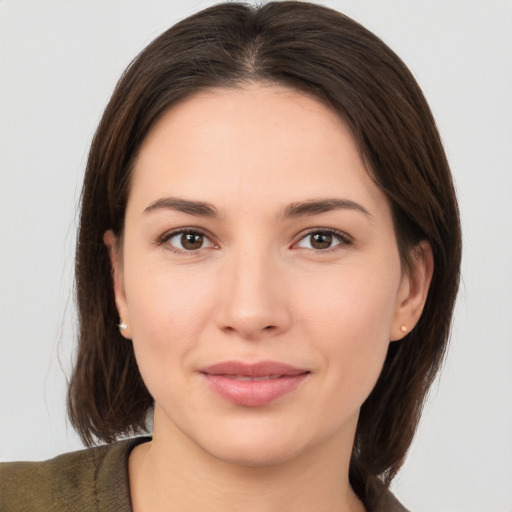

{"left": 106, "top": 84, "right": 429, "bottom": 467}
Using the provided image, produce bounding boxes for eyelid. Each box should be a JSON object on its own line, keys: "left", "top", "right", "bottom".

{"left": 292, "top": 227, "right": 353, "bottom": 251}
{"left": 156, "top": 227, "right": 218, "bottom": 253}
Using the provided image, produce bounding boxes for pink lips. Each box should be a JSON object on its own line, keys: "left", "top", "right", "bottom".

{"left": 200, "top": 361, "right": 309, "bottom": 407}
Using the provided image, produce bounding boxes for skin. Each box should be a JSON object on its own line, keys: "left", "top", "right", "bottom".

{"left": 104, "top": 84, "right": 433, "bottom": 512}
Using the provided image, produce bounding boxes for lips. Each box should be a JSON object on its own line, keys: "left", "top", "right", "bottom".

{"left": 200, "top": 361, "right": 310, "bottom": 407}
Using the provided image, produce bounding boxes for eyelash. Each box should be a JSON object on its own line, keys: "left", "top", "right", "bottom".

{"left": 294, "top": 228, "right": 353, "bottom": 253}
{"left": 156, "top": 227, "right": 352, "bottom": 255}
{"left": 157, "top": 227, "right": 215, "bottom": 256}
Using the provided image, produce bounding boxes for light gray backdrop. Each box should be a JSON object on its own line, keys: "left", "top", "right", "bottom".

{"left": 1, "top": 1, "right": 511, "bottom": 511}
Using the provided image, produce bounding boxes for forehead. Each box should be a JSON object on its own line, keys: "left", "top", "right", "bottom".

{"left": 129, "top": 84, "right": 388, "bottom": 219}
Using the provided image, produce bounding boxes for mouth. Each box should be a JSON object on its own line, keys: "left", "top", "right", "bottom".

{"left": 221, "top": 375, "right": 290, "bottom": 381}
{"left": 199, "top": 361, "right": 310, "bottom": 407}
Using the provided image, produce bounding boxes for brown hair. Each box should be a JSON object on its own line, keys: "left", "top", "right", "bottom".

{"left": 68, "top": 2, "right": 461, "bottom": 509}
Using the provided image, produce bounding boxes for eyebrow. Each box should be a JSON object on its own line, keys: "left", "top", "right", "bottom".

{"left": 143, "top": 197, "right": 218, "bottom": 217}
{"left": 281, "top": 198, "right": 373, "bottom": 220}
{"left": 143, "top": 196, "right": 372, "bottom": 220}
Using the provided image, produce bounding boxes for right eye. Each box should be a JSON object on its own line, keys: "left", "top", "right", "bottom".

{"left": 163, "top": 230, "right": 215, "bottom": 253}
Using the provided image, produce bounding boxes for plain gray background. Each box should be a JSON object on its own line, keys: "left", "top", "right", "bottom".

{"left": 1, "top": 1, "right": 511, "bottom": 511}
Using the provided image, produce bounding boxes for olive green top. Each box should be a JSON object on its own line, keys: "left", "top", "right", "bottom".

{"left": 0, "top": 437, "right": 146, "bottom": 512}
{"left": 0, "top": 437, "right": 409, "bottom": 511}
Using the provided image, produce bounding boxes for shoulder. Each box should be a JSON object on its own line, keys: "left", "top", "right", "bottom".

{"left": 0, "top": 437, "right": 148, "bottom": 512}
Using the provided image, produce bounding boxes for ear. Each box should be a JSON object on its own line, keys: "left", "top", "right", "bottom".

{"left": 390, "top": 241, "right": 434, "bottom": 341}
{"left": 103, "top": 230, "right": 132, "bottom": 339}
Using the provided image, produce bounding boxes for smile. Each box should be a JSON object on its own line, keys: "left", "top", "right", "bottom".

{"left": 200, "top": 361, "right": 310, "bottom": 407}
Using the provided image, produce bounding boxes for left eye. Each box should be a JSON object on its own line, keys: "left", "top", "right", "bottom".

{"left": 166, "top": 231, "right": 215, "bottom": 251}
{"left": 295, "top": 231, "right": 348, "bottom": 250}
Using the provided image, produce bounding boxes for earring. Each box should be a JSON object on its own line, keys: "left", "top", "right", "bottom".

{"left": 400, "top": 325, "right": 408, "bottom": 333}
{"left": 118, "top": 320, "right": 128, "bottom": 332}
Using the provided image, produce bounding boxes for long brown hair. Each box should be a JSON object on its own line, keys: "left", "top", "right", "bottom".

{"left": 68, "top": 2, "right": 461, "bottom": 509}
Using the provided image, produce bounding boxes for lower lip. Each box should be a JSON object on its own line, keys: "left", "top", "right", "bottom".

{"left": 202, "top": 374, "right": 309, "bottom": 407}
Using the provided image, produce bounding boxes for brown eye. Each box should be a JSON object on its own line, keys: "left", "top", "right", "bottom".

{"left": 166, "top": 231, "right": 214, "bottom": 252}
{"left": 181, "top": 232, "right": 204, "bottom": 250}
{"left": 310, "top": 232, "right": 333, "bottom": 249}
{"left": 295, "top": 230, "right": 349, "bottom": 251}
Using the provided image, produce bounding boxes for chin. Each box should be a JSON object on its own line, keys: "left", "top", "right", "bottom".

{"left": 193, "top": 417, "right": 332, "bottom": 469}
{"left": 206, "top": 438, "right": 306, "bottom": 468}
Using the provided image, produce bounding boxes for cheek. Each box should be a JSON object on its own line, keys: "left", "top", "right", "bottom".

{"left": 298, "top": 263, "right": 399, "bottom": 395}
{"left": 122, "top": 259, "right": 218, "bottom": 381}
{"left": 123, "top": 268, "right": 219, "bottom": 416}
{"left": 299, "top": 259, "right": 399, "bottom": 334}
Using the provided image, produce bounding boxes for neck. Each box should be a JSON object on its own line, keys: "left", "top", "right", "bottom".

{"left": 129, "top": 409, "right": 365, "bottom": 512}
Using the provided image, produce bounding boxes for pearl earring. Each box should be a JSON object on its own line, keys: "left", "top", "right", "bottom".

{"left": 400, "top": 325, "right": 407, "bottom": 333}
{"left": 118, "top": 320, "right": 128, "bottom": 332}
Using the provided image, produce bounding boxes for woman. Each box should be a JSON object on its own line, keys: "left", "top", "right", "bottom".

{"left": 0, "top": 2, "right": 461, "bottom": 511}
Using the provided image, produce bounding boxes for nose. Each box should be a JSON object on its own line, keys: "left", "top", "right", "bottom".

{"left": 214, "top": 248, "right": 292, "bottom": 340}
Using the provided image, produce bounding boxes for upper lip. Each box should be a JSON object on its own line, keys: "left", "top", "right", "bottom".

{"left": 200, "top": 361, "right": 309, "bottom": 377}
